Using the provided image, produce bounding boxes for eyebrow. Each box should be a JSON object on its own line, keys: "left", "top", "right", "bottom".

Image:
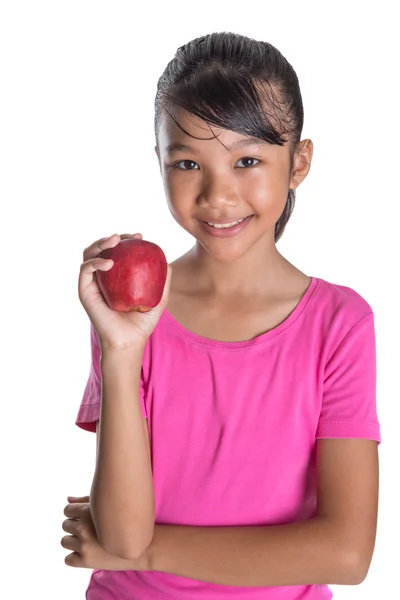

{"left": 165, "top": 137, "right": 268, "bottom": 155}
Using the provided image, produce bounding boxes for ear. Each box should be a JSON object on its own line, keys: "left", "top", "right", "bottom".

{"left": 289, "top": 139, "right": 313, "bottom": 191}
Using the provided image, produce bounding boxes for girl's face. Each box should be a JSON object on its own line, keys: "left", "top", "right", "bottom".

{"left": 156, "top": 108, "right": 312, "bottom": 262}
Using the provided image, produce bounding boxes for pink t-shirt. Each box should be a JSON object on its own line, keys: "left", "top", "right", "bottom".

{"left": 76, "top": 276, "right": 381, "bottom": 600}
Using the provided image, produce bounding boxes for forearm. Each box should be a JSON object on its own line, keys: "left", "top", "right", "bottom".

{"left": 90, "top": 344, "right": 154, "bottom": 560}
{"left": 147, "top": 518, "right": 361, "bottom": 587}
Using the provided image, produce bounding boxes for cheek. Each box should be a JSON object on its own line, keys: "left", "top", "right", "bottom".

{"left": 240, "top": 169, "right": 289, "bottom": 211}
{"left": 163, "top": 185, "right": 189, "bottom": 224}
{"left": 165, "top": 173, "right": 195, "bottom": 213}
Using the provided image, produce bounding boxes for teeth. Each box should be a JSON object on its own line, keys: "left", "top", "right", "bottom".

{"left": 206, "top": 217, "right": 247, "bottom": 229}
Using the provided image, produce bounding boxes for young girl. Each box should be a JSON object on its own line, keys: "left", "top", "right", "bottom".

{"left": 61, "top": 32, "right": 381, "bottom": 599}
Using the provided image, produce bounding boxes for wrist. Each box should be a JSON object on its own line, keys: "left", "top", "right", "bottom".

{"left": 100, "top": 342, "right": 146, "bottom": 364}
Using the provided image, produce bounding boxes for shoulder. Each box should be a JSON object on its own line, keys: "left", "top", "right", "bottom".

{"left": 314, "top": 276, "right": 374, "bottom": 322}
{"left": 310, "top": 277, "right": 375, "bottom": 360}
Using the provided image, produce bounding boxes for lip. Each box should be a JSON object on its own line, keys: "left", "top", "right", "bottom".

{"left": 201, "top": 215, "right": 253, "bottom": 225}
{"left": 199, "top": 215, "right": 254, "bottom": 237}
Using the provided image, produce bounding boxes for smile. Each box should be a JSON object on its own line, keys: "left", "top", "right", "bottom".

{"left": 205, "top": 217, "right": 248, "bottom": 229}
{"left": 200, "top": 215, "right": 254, "bottom": 237}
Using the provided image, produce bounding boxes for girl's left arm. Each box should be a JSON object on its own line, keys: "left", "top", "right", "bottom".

{"left": 146, "top": 438, "right": 379, "bottom": 587}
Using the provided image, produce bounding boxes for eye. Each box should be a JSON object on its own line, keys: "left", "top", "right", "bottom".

{"left": 173, "top": 160, "right": 200, "bottom": 170}
{"left": 236, "top": 157, "right": 260, "bottom": 168}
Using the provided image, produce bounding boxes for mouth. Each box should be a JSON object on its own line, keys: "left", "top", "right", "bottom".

{"left": 199, "top": 214, "right": 255, "bottom": 237}
{"left": 202, "top": 215, "right": 254, "bottom": 229}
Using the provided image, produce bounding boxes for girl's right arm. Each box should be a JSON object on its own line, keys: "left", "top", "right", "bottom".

{"left": 78, "top": 232, "right": 171, "bottom": 560}
{"left": 91, "top": 342, "right": 154, "bottom": 560}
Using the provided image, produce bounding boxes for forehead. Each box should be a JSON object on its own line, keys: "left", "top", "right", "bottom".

{"left": 158, "top": 108, "right": 268, "bottom": 153}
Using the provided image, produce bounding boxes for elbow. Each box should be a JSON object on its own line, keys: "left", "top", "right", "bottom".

{"left": 100, "top": 524, "right": 155, "bottom": 561}
{"left": 348, "top": 556, "right": 372, "bottom": 586}
{"left": 337, "top": 547, "right": 371, "bottom": 585}
{"left": 101, "top": 543, "right": 139, "bottom": 562}
{"left": 91, "top": 496, "right": 155, "bottom": 560}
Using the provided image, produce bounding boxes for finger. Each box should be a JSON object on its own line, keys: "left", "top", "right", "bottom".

{"left": 64, "top": 502, "right": 87, "bottom": 518}
{"left": 78, "top": 256, "right": 115, "bottom": 298}
{"left": 121, "top": 233, "right": 143, "bottom": 239}
{"left": 62, "top": 518, "right": 79, "bottom": 534}
{"left": 61, "top": 534, "right": 80, "bottom": 552}
{"left": 83, "top": 233, "right": 143, "bottom": 262}
{"left": 68, "top": 496, "right": 90, "bottom": 503}
{"left": 83, "top": 235, "right": 120, "bottom": 263}
{"left": 64, "top": 552, "right": 82, "bottom": 567}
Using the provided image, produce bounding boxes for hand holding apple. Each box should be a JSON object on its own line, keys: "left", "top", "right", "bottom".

{"left": 78, "top": 233, "right": 171, "bottom": 351}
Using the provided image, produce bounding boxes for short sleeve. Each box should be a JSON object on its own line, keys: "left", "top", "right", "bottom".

{"left": 75, "top": 323, "right": 148, "bottom": 432}
{"left": 316, "top": 311, "right": 381, "bottom": 444}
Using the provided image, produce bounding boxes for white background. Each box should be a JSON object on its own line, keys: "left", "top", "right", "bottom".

{"left": 1, "top": 1, "right": 398, "bottom": 598}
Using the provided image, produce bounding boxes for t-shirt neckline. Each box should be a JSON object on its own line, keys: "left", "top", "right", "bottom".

{"left": 161, "top": 276, "right": 320, "bottom": 350}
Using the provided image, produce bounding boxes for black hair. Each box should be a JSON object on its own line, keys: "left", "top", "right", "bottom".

{"left": 154, "top": 31, "right": 305, "bottom": 242}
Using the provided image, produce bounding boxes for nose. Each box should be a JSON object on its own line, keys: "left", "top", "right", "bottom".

{"left": 197, "top": 177, "right": 240, "bottom": 210}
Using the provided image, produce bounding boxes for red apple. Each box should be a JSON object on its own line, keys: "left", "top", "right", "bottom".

{"left": 96, "top": 238, "right": 168, "bottom": 312}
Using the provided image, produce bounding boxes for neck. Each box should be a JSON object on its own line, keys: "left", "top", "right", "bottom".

{"left": 185, "top": 235, "right": 293, "bottom": 299}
